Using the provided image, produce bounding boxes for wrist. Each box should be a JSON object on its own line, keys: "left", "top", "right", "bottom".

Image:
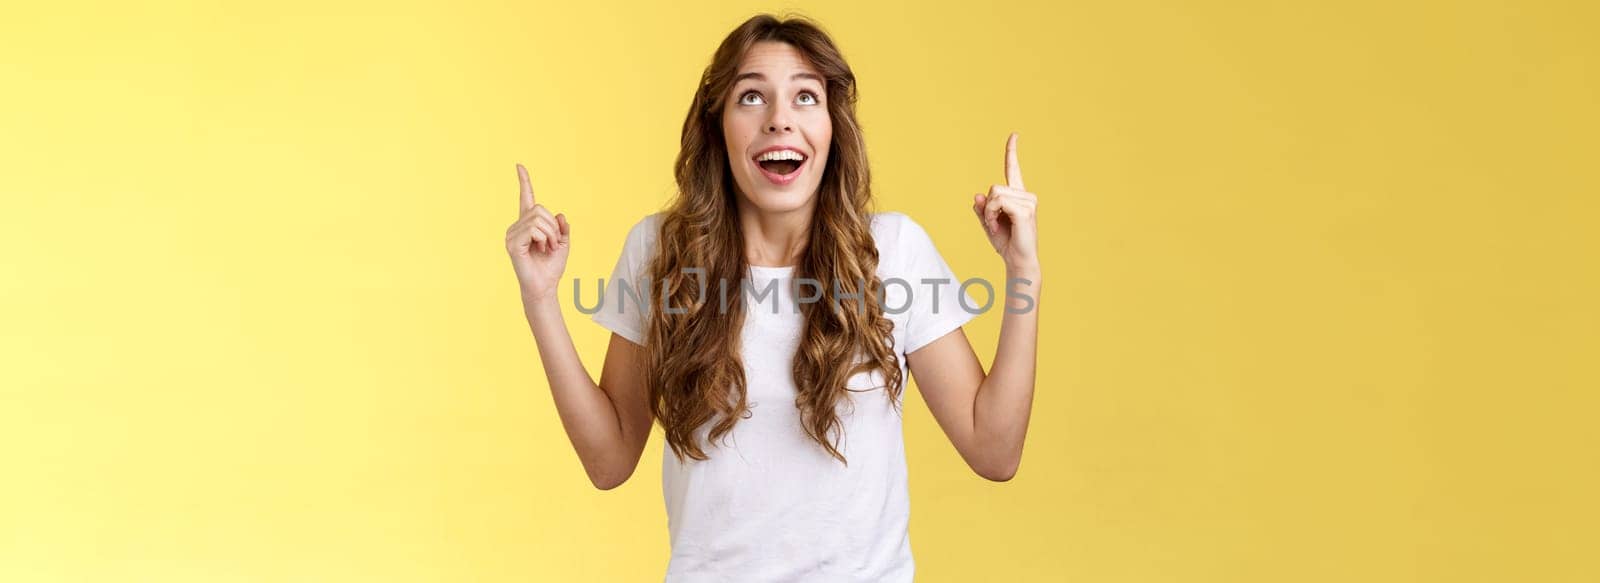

{"left": 520, "top": 287, "right": 561, "bottom": 311}
{"left": 1004, "top": 260, "right": 1041, "bottom": 280}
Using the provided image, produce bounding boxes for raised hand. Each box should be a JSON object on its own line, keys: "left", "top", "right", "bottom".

{"left": 971, "top": 132, "right": 1039, "bottom": 272}
{"left": 506, "top": 163, "right": 571, "bottom": 301}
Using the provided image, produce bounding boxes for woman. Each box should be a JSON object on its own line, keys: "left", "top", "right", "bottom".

{"left": 504, "top": 14, "right": 1040, "bottom": 582}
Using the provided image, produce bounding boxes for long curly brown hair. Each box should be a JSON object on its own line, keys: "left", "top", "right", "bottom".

{"left": 643, "top": 14, "right": 902, "bottom": 466}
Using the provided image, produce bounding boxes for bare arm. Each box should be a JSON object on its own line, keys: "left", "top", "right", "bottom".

{"left": 523, "top": 299, "right": 652, "bottom": 489}
{"left": 906, "top": 269, "right": 1040, "bottom": 482}
{"left": 508, "top": 163, "right": 652, "bottom": 490}
{"left": 906, "top": 132, "right": 1042, "bottom": 482}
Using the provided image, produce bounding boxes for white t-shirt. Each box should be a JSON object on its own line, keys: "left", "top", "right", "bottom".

{"left": 591, "top": 211, "right": 976, "bottom": 583}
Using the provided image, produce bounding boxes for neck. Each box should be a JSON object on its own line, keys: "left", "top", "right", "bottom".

{"left": 736, "top": 195, "right": 816, "bottom": 267}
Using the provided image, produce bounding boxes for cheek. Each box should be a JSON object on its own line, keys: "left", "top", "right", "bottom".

{"left": 722, "top": 115, "right": 756, "bottom": 156}
{"left": 809, "top": 112, "right": 833, "bottom": 141}
{"left": 809, "top": 117, "right": 833, "bottom": 167}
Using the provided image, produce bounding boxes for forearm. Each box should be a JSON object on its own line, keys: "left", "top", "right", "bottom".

{"left": 521, "top": 294, "right": 632, "bottom": 481}
{"left": 973, "top": 266, "right": 1041, "bottom": 476}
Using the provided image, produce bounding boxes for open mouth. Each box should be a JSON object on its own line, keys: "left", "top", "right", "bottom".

{"left": 753, "top": 148, "right": 807, "bottom": 185}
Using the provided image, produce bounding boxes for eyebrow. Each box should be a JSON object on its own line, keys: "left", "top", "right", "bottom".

{"left": 733, "top": 71, "right": 824, "bottom": 84}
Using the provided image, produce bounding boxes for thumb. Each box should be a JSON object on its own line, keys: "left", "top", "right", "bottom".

{"left": 973, "top": 194, "right": 995, "bottom": 235}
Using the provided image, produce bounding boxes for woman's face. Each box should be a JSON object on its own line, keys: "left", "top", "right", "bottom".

{"left": 722, "top": 41, "right": 832, "bottom": 214}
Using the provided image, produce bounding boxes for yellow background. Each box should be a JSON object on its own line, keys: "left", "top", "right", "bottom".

{"left": 3, "top": 0, "right": 1596, "bottom": 581}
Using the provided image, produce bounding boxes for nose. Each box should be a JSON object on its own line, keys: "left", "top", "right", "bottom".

{"left": 764, "top": 106, "right": 794, "bottom": 134}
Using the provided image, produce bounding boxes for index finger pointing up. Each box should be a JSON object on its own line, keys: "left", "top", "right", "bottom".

{"left": 1004, "top": 132, "right": 1025, "bottom": 190}
{"left": 517, "top": 163, "right": 535, "bottom": 213}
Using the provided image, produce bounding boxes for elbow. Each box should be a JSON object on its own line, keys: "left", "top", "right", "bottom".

{"left": 585, "top": 460, "right": 638, "bottom": 491}
{"left": 588, "top": 470, "right": 631, "bottom": 491}
{"left": 978, "top": 464, "right": 1018, "bottom": 483}
{"left": 973, "top": 457, "right": 1020, "bottom": 483}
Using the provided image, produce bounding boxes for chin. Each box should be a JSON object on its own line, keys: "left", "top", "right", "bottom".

{"left": 741, "top": 182, "right": 819, "bottom": 213}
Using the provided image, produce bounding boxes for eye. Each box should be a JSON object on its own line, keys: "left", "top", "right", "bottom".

{"left": 796, "top": 91, "right": 819, "bottom": 106}
{"left": 738, "top": 90, "right": 765, "bottom": 106}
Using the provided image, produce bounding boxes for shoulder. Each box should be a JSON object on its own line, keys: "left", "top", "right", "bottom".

{"left": 627, "top": 212, "right": 664, "bottom": 238}
{"left": 869, "top": 210, "right": 937, "bottom": 253}
{"left": 869, "top": 210, "right": 922, "bottom": 241}
{"left": 869, "top": 211, "right": 944, "bottom": 279}
{"left": 605, "top": 213, "right": 665, "bottom": 275}
{"left": 621, "top": 212, "right": 665, "bottom": 250}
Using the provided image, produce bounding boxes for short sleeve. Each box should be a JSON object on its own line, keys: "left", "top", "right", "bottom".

{"left": 891, "top": 213, "right": 979, "bottom": 354}
{"left": 589, "top": 214, "right": 660, "bottom": 346}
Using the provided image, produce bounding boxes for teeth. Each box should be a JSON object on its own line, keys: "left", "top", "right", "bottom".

{"left": 756, "top": 149, "right": 806, "bottom": 162}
